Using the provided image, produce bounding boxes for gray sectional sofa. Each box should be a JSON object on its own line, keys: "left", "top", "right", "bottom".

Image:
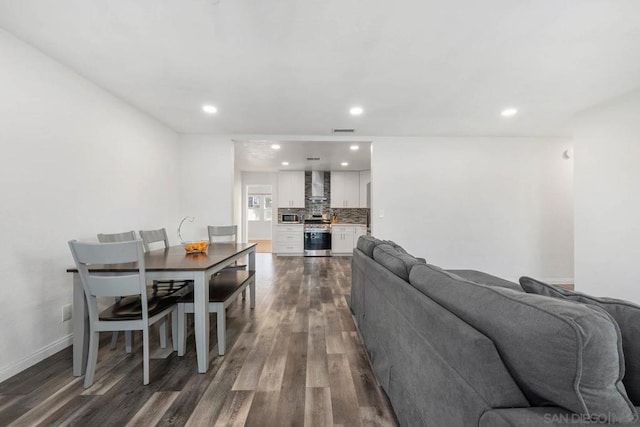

{"left": 351, "top": 235, "right": 640, "bottom": 426}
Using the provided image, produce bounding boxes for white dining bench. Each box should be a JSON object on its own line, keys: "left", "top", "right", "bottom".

{"left": 176, "top": 270, "right": 256, "bottom": 356}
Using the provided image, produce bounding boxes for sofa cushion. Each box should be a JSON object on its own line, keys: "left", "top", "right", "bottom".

{"left": 373, "top": 244, "right": 425, "bottom": 281}
{"left": 356, "top": 235, "right": 382, "bottom": 258}
{"left": 382, "top": 240, "right": 408, "bottom": 254}
{"left": 409, "top": 264, "right": 637, "bottom": 423}
{"left": 521, "top": 276, "right": 640, "bottom": 405}
{"left": 449, "top": 269, "right": 523, "bottom": 291}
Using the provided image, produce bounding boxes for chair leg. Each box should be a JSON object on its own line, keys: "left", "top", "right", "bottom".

{"left": 110, "top": 297, "right": 122, "bottom": 349}
{"left": 125, "top": 331, "right": 133, "bottom": 353}
{"left": 110, "top": 331, "right": 119, "bottom": 349}
{"left": 216, "top": 305, "right": 226, "bottom": 356}
{"left": 143, "top": 328, "right": 150, "bottom": 385}
{"left": 177, "top": 304, "right": 187, "bottom": 356}
{"left": 159, "top": 317, "right": 167, "bottom": 349}
{"left": 83, "top": 331, "right": 100, "bottom": 388}
{"left": 171, "top": 311, "right": 178, "bottom": 352}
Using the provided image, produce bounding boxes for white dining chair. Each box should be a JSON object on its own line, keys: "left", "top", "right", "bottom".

{"left": 98, "top": 230, "right": 176, "bottom": 351}
{"left": 207, "top": 225, "right": 247, "bottom": 271}
{"left": 68, "top": 239, "right": 178, "bottom": 387}
{"left": 139, "top": 227, "right": 193, "bottom": 295}
{"left": 97, "top": 230, "right": 137, "bottom": 244}
{"left": 97, "top": 231, "right": 138, "bottom": 350}
{"left": 208, "top": 225, "right": 248, "bottom": 302}
{"left": 138, "top": 228, "right": 169, "bottom": 252}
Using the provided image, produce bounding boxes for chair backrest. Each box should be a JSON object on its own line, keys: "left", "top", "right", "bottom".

{"left": 207, "top": 225, "right": 238, "bottom": 244}
{"left": 97, "top": 230, "right": 137, "bottom": 243}
{"left": 139, "top": 228, "right": 169, "bottom": 252}
{"left": 69, "top": 239, "right": 148, "bottom": 323}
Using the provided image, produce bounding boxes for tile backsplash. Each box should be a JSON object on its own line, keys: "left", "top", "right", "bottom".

{"left": 331, "top": 208, "right": 369, "bottom": 224}
{"left": 277, "top": 207, "right": 307, "bottom": 221}
{"left": 277, "top": 206, "right": 369, "bottom": 225}
{"left": 276, "top": 207, "right": 369, "bottom": 224}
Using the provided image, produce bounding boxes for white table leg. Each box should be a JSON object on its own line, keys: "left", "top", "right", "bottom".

{"left": 193, "top": 272, "right": 209, "bottom": 373}
{"left": 249, "top": 249, "right": 256, "bottom": 309}
{"left": 249, "top": 248, "right": 256, "bottom": 271}
{"left": 216, "top": 305, "right": 226, "bottom": 355}
{"left": 72, "top": 273, "right": 88, "bottom": 376}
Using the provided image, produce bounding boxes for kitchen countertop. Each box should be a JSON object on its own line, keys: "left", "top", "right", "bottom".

{"left": 276, "top": 222, "right": 367, "bottom": 226}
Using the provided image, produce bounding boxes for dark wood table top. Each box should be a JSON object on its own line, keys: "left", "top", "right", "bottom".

{"left": 67, "top": 242, "right": 256, "bottom": 273}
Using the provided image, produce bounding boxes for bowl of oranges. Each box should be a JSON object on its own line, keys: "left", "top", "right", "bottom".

{"left": 182, "top": 240, "right": 209, "bottom": 254}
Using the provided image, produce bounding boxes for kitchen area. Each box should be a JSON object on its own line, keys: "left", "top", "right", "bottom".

{"left": 276, "top": 170, "right": 370, "bottom": 256}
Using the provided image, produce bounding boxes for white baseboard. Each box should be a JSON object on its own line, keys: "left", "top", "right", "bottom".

{"left": 0, "top": 334, "right": 72, "bottom": 383}
{"left": 537, "top": 277, "right": 574, "bottom": 285}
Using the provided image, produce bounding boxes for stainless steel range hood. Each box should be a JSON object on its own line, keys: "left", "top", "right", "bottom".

{"left": 308, "top": 170, "right": 327, "bottom": 201}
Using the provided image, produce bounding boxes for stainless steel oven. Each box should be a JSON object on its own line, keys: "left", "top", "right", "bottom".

{"left": 304, "top": 221, "right": 331, "bottom": 256}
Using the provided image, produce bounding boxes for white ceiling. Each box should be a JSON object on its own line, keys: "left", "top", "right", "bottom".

{"left": 234, "top": 139, "right": 371, "bottom": 172}
{"left": 2, "top": 0, "right": 640, "bottom": 170}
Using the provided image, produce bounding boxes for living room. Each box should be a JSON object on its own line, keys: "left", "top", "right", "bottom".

{"left": 1, "top": 1, "right": 640, "bottom": 425}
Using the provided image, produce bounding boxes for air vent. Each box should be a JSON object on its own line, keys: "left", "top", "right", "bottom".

{"left": 332, "top": 128, "right": 355, "bottom": 133}
{"left": 306, "top": 157, "right": 321, "bottom": 161}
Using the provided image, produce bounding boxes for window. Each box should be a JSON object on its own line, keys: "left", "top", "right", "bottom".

{"left": 248, "top": 194, "right": 272, "bottom": 221}
{"left": 264, "top": 196, "right": 272, "bottom": 221}
{"left": 248, "top": 196, "right": 261, "bottom": 208}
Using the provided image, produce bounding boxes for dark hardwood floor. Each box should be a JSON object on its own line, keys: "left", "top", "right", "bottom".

{"left": 0, "top": 254, "right": 398, "bottom": 426}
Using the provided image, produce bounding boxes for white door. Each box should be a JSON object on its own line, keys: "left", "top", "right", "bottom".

{"left": 247, "top": 188, "right": 273, "bottom": 241}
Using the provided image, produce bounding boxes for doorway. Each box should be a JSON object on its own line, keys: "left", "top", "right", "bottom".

{"left": 247, "top": 185, "right": 273, "bottom": 253}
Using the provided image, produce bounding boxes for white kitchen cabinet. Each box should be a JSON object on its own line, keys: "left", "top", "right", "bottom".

{"left": 353, "top": 224, "right": 367, "bottom": 243}
{"left": 330, "top": 171, "right": 360, "bottom": 208}
{"left": 331, "top": 225, "right": 353, "bottom": 254}
{"left": 276, "top": 224, "right": 304, "bottom": 255}
{"left": 332, "top": 224, "right": 367, "bottom": 255}
{"left": 359, "top": 170, "right": 370, "bottom": 208}
{"left": 277, "top": 171, "right": 305, "bottom": 208}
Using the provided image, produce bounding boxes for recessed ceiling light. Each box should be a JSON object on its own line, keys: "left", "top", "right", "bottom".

{"left": 271, "top": 144, "right": 281, "bottom": 150}
{"left": 350, "top": 145, "right": 359, "bottom": 151}
{"left": 202, "top": 104, "right": 218, "bottom": 114}
{"left": 281, "top": 161, "right": 289, "bottom": 166}
{"left": 500, "top": 108, "right": 518, "bottom": 117}
{"left": 341, "top": 162, "right": 349, "bottom": 166}
{"left": 349, "top": 106, "right": 364, "bottom": 116}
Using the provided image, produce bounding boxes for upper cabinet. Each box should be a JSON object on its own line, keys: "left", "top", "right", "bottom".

{"left": 277, "top": 171, "right": 305, "bottom": 208}
{"left": 331, "top": 171, "right": 360, "bottom": 208}
{"left": 359, "top": 170, "right": 371, "bottom": 208}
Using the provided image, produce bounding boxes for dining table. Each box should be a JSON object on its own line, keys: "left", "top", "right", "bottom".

{"left": 67, "top": 242, "right": 257, "bottom": 376}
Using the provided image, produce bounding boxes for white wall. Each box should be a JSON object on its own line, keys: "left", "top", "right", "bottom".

{"left": 574, "top": 89, "right": 640, "bottom": 303}
{"left": 0, "top": 28, "right": 583, "bottom": 381}
{"left": 371, "top": 137, "right": 574, "bottom": 282}
{"left": 0, "top": 29, "right": 182, "bottom": 381}
{"left": 177, "top": 135, "right": 235, "bottom": 242}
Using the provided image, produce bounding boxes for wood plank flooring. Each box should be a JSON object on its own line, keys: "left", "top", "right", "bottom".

{"left": 0, "top": 254, "right": 398, "bottom": 426}
{"left": 248, "top": 240, "right": 272, "bottom": 253}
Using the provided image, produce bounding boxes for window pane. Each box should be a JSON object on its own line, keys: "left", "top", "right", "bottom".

{"left": 248, "top": 196, "right": 262, "bottom": 208}
{"left": 248, "top": 208, "right": 260, "bottom": 221}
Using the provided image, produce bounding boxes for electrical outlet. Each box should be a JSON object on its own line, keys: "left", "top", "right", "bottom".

{"left": 62, "top": 304, "right": 72, "bottom": 322}
{"left": 379, "top": 209, "right": 385, "bottom": 218}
